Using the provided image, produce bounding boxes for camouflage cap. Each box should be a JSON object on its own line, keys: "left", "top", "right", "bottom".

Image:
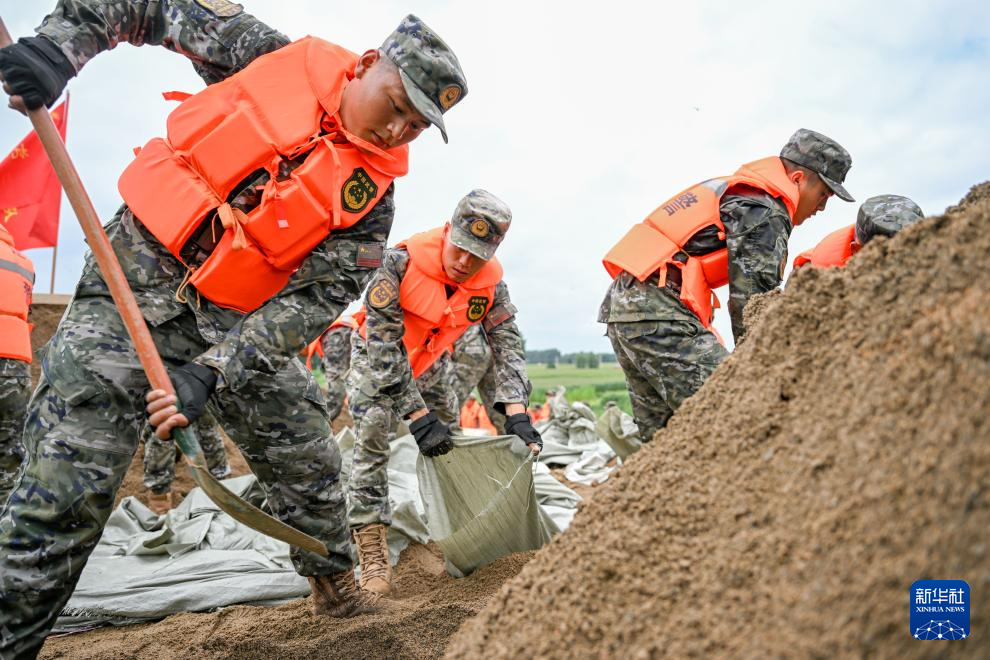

{"left": 855, "top": 194, "right": 924, "bottom": 245}
{"left": 381, "top": 15, "right": 467, "bottom": 143}
{"left": 780, "top": 128, "right": 855, "bottom": 202}
{"left": 448, "top": 189, "right": 512, "bottom": 261}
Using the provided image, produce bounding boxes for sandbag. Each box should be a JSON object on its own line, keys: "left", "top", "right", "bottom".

{"left": 416, "top": 434, "right": 559, "bottom": 577}
{"left": 596, "top": 403, "right": 642, "bottom": 459}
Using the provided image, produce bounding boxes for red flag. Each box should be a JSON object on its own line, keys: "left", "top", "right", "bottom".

{"left": 0, "top": 96, "right": 68, "bottom": 250}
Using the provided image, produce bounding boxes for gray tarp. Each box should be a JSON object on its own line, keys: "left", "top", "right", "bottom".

{"left": 417, "top": 434, "right": 559, "bottom": 578}
{"left": 55, "top": 475, "right": 307, "bottom": 633}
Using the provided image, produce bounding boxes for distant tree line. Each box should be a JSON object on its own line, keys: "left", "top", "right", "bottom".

{"left": 525, "top": 349, "right": 616, "bottom": 369}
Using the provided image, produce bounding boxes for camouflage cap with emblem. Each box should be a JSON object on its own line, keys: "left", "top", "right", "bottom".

{"left": 448, "top": 189, "right": 512, "bottom": 261}
{"left": 855, "top": 194, "right": 924, "bottom": 246}
{"left": 780, "top": 128, "right": 855, "bottom": 203}
{"left": 381, "top": 15, "right": 467, "bottom": 143}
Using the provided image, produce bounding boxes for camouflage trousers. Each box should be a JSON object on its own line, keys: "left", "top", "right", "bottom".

{"left": 321, "top": 328, "right": 352, "bottom": 421}
{"left": 345, "top": 351, "right": 458, "bottom": 528}
{"left": 0, "top": 295, "right": 349, "bottom": 658}
{"left": 607, "top": 319, "right": 729, "bottom": 443}
{"left": 0, "top": 358, "right": 31, "bottom": 504}
{"left": 142, "top": 408, "right": 230, "bottom": 494}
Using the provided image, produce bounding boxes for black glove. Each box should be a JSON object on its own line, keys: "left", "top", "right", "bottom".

{"left": 505, "top": 413, "right": 543, "bottom": 452}
{"left": 409, "top": 411, "right": 454, "bottom": 458}
{"left": 169, "top": 363, "right": 218, "bottom": 426}
{"left": 0, "top": 37, "right": 76, "bottom": 110}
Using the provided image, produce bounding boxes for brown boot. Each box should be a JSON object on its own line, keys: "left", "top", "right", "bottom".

{"left": 308, "top": 570, "right": 384, "bottom": 617}
{"left": 353, "top": 523, "right": 393, "bottom": 594}
{"left": 147, "top": 490, "right": 174, "bottom": 515}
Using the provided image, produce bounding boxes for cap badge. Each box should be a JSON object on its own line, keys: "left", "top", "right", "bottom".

{"left": 439, "top": 84, "right": 461, "bottom": 111}
{"left": 469, "top": 219, "right": 490, "bottom": 238}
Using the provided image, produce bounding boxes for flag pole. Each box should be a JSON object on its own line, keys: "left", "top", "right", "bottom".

{"left": 49, "top": 242, "right": 57, "bottom": 293}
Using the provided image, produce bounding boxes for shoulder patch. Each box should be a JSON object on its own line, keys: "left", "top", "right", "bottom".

{"left": 342, "top": 167, "right": 378, "bottom": 213}
{"left": 483, "top": 303, "right": 516, "bottom": 331}
{"left": 194, "top": 0, "right": 244, "bottom": 18}
{"left": 466, "top": 296, "right": 489, "bottom": 322}
{"left": 368, "top": 278, "right": 399, "bottom": 309}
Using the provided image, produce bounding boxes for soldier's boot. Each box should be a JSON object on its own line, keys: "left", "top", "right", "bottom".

{"left": 147, "top": 490, "right": 174, "bottom": 515}
{"left": 307, "top": 570, "right": 384, "bottom": 617}
{"left": 353, "top": 523, "right": 393, "bottom": 594}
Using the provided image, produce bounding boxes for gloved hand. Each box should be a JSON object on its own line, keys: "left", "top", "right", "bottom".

{"left": 0, "top": 37, "right": 76, "bottom": 110}
{"left": 409, "top": 411, "right": 454, "bottom": 457}
{"left": 146, "top": 363, "right": 218, "bottom": 439}
{"left": 171, "top": 362, "right": 217, "bottom": 423}
{"left": 505, "top": 413, "right": 543, "bottom": 453}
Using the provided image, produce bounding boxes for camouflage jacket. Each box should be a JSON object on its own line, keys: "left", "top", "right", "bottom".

{"left": 360, "top": 247, "right": 530, "bottom": 418}
{"left": 598, "top": 189, "right": 792, "bottom": 341}
{"left": 36, "top": 0, "right": 396, "bottom": 392}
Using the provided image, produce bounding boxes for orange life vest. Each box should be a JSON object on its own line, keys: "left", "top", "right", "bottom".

{"left": 460, "top": 399, "right": 496, "bottom": 434}
{"left": 304, "top": 315, "right": 358, "bottom": 369}
{"left": 792, "top": 225, "right": 858, "bottom": 270}
{"left": 356, "top": 226, "right": 502, "bottom": 378}
{"left": 118, "top": 37, "right": 409, "bottom": 314}
{"left": 0, "top": 226, "right": 34, "bottom": 362}
{"left": 602, "top": 157, "right": 799, "bottom": 328}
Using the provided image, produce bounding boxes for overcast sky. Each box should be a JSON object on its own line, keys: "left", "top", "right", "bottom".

{"left": 2, "top": 0, "right": 988, "bottom": 352}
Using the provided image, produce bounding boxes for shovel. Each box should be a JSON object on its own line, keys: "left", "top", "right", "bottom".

{"left": 0, "top": 18, "right": 328, "bottom": 557}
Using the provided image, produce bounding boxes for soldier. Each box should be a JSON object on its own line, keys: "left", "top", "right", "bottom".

{"left": 0, "top": 1, "right": 468, "bottom": 653}
{"left": 346, "top": 189, "right": 539, "bottom": 594}
{"left": 0, "top": 224, "right": 33, "bottom": 504}
{"left": 450, "top": 323, "right": 503, "bottom": 431}
{"left": 600, "top": 129, "right": 854, "bottom": 443}
{"left": 305, "top": 316, "right": 359, "bottom": 421}
{"left": 141, "top": 409, "right": 230, "bottom": 514}
{"left": 792, "top": 194, "right": 924, "bottom": 269}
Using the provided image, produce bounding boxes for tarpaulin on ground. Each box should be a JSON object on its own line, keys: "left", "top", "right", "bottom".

{"left": 417, "top": 434, "right": 560, "bottom": 578}
{"left": 53, "top": 475, "right": 308, "bottom": 633}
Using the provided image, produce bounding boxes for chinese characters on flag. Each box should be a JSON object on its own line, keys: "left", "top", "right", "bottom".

{"left": 0, "top": 96, "right": 68, "bottom": 250}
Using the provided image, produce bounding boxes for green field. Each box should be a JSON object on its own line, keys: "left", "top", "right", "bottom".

{"left": 526, "top": 363, "right": 631, "bottom": 416}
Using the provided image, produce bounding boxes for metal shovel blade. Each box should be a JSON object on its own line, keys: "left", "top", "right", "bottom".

{"left": 175, "top": 426, "right": 329, "bottom": 557}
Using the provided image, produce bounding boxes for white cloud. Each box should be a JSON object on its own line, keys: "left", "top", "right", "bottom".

{"left": 2, "top": 0, "right": 987, "bottom": 352}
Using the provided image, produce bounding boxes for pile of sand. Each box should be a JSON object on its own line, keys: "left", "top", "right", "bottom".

{"left": 448, "top": 183, "right": 990, "bottom": 658}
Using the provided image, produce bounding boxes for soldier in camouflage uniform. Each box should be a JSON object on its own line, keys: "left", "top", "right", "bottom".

{"left": 346, "top": 190, "right": 539, "bottom": 594}
{"left": 0, "top": 360, "right": 31, "bottom": 505}
{"left": 141, "top": 408, "right": 230, "bottom": 514}
{"left": 0, "top": 1, "right": 468, "bottom": 653}
{"left": 793, "top": 194, "right": 924, "bottom": 270}
{"left": 600, "top": 129, "right": 854, "bottom": 444}
{"left": 450, "top": 323, "right": 504, "bottom": 431}
{"left": 0, "top": 225, "right": 33, "bottom": 506}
